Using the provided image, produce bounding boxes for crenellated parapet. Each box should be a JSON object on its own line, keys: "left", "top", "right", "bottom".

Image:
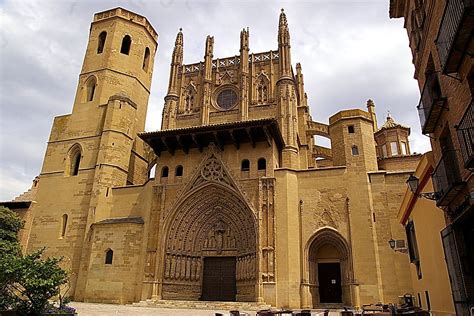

{"left": 93, "top": 7, "right": 158, "bottom": 41}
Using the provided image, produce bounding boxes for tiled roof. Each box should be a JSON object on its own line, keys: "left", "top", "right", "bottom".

{"left": 379, "top": 114, "right": 409, "bottom": 130}
{"left": 139, "top": 118, "right": 276, "bottom": 137}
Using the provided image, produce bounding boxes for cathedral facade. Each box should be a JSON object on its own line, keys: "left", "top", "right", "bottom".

{"left": 11, "top": 7, "right": 423, "bottom": 309}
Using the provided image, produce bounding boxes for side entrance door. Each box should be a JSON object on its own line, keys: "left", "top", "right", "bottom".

{"left": 201, "top": 257, "right": 237, "bottom": 301}
{"left": 318, "top": 262, "right": 342, "bottom": 303}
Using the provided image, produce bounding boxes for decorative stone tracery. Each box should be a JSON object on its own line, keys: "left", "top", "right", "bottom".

{"left": 256, "top": 71, "right": 270, "bottom": 105}
{"left": 181, "top": 82, "right": 197, "bottom": 114}
{"left": 259, "top": 178, "right": 276, "bottom": 283}
{"left": 160, "top": 153, "right": 258, "bottom": 301}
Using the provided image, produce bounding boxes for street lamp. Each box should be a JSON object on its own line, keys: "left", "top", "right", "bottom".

{"left": 406, "top": 175, "right": 419, "bottom": 194}
{"left": 388, "top": 238, "right": 396, "bottom": 249}
{"left": 406, "top": 174, "right": 440, "bottom": 201}
{"left": 388, "top": 238, "right": 408, "bottom": 253}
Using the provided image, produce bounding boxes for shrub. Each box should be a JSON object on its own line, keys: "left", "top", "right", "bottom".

{"left": 0, "top": 207, "right": 69, "bottom": 315}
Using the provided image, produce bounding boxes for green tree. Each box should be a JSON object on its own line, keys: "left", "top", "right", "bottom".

{"left": 0, "top": 207, "right": 69, "bottom": 315}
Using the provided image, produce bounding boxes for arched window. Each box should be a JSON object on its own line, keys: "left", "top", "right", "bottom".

{"left": 258, "top": 158, "right": 266, "bottom": 170}
{"left": 175, "top": 165, "right": 183, "bottom": 177}
{"left": 257, "top": 74, "right": 269, "bottom": 105}
{"left": 120, "top": 35, "right": 131, "bottom": 55}
{"left": 351, "top": 145, "right": 359, "bottom": 156}
{"left": 148, "top": 163, "right": 156, "bottom": 179}
{"left": 72, "top": 152, "right": 81, "bottom": 175}
{"left": 241, "top": 159, "right": 250, "bottom": 172}
{"left": 185, "top": 93, "right": 194, "bottom": 112}
{"left": 105, "top": 249, "right": 113, "bottom": 264}
{"left": 85, "top": 76, "right": 97, "bottom": 102}
{"left": 161, "top": 166, "right": 169, "bottom": 178}
{"left": 97, "top": 31, "right": 107, "bottom": 54}
{"left": 183, "top": 84, "right": 196, "bottom": 113}
{"left": 60, "top": 214, "right": 68, "bottom": 238}
{"left": 142, "top": 47, "right": 150, "bottom": 71}
{"left": 66, "top": 144, "right": 82, "bottom": 176}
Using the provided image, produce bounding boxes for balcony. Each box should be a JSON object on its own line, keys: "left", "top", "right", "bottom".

{"left": 432, "top": 149, "right": 466, "bottom": 206}
{"left": 456, "top": 100, "right": 474, "bottom": 169}
{"left": 436, "top": 0, "right": 474, "bottom": 74}
{"left": 417, "top": 72, "right": 447, "bottom": 134}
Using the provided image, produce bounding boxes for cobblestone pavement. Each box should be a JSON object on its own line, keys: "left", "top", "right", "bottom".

{"left": 70, "top": 302, "right": 342, "bottom": 315}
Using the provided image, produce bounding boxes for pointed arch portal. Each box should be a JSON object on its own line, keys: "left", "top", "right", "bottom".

{"left": 160, "top": 155, "right": 258, "bottom": 302}
{"left": 305, "top": 228, "right": 354, "bottom": 307}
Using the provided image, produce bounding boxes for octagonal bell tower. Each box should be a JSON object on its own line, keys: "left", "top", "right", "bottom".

{"left": 73, "top": 7, "right": 158, "bottom": 125}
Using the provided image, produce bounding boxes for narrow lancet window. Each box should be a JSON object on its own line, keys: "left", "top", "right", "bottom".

{"left": 97, "top": 31, "right": 107, "bottom": 54}
{"left": 175, "top": 165, "right": 183, "bottom": 177}
{"left": 241, "top": 159, "right": 250, "bottom": 172}
{"left": 86, "top": 76, "right": 96, "bottom": 102}
{"left": 258, "top": 158, "right": 266, "bottom": 170}
{"left": 66, "top": 144, "right": 82, "bottom": 177}
{"left": 351, "top": 145, "right": 359, "bottom": 156}
{"left": 121, "top": 35, "right": 131, "bottom": 55}
{"left": 184, "top": 85, "right": 196, "bottom": 113}
{"left": 257, "top": 75, "right": 269, "bottom": 105}
{"left": 143, "top": 47, "right": 150, "bottom": 71}
{"left": 105, "top": 249, "right": 113, "bottom": 264}
{"left": 161, "top": 166, "right": 169, "bottom": 178}
{"left": 72, "top": 153, "right": 81, "bottom": 175}
{"left": 60, "top": 214, "right": 68, "bottom": 238}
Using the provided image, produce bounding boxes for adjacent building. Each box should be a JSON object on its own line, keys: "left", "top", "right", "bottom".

{"left": 390, "top": 0, "right": 473, "bottom": 314}
{"left": 398, "top": 152, "right": 455, "bottom": 315}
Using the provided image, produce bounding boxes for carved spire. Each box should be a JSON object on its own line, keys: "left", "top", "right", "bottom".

{"left": 240, "top": 28, "right": 249, "bottom": 74}
{"left": 366, "top": 99, "right": 378, "bottom": 132}
{"left": 167, "top": 28, "right": 184, "bottom": 96}
{"left": 278, "top": 8, "right": 291, "bottom": 79}
{"left": 240, "top": 28, "right": 250, "bottom": 120}
{"left": 240, "top": 27, "right": 249, "bottom": 52}
{"left": 175, "top": 27, "right": 183, "bottom": 46}
{"left": 203, "top": 35, "right": 214, "bottom": 81}
{"left": 201, "top": 35, "right": 214, "bottom": 125}
{"left": 279, "top": 8, "right": 288, "bottom": 32}
{"left": 295, "top": 62, "right": 305, "bottom": 106}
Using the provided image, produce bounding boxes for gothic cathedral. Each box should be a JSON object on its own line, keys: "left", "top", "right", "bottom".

{"left": 11, "top": 7, "right": 422, "bottom": 309}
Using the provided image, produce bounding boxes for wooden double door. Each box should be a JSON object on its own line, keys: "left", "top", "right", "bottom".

{"left": 201, "top": 257, "right": 237, "bottom": 301}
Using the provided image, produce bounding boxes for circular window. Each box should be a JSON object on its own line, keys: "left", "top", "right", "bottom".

{"left": 216, "top": 89, "right": 238, "bottom": 110}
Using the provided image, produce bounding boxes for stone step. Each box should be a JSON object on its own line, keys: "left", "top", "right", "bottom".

{"left": 132, "top": 299, "right": 272, "bottom": 311}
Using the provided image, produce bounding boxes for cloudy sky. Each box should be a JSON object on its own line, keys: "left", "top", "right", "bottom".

{"left": 0, "top": 0, "right": 431, "bottom": 200}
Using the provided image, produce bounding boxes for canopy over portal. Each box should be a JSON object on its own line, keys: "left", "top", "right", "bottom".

{"left": 139, "top": 119, "right": 284, "bottom": 156}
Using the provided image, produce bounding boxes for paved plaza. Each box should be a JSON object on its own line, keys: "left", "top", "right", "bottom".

{"left": 69, "top": 302, "right": 342, "bottom": 316}
{"left": 70, "top": 302, "right": 238, "bottom": 315}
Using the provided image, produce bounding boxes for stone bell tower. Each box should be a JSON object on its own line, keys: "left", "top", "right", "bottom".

{"left": 72, "top": 7, "right": 158, "bottom": 220}
{"left": 26, "top": 7, "right": 158, "bottom": 299}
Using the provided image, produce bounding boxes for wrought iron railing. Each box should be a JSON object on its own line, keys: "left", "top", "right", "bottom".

{"left": 456, "top": 100, "right": 474, "bottom": 169}
{"left": 436, "top": 0, "right": 473, "bottom": 73}
{"left": 417, "top": 72, "right": 445, "bottom": 133}
{"left": 432, "top": 149, "right": 464, "bottom": 205}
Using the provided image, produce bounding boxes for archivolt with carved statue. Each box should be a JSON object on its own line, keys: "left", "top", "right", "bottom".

{"left": 160, "top": 154, "right": 258, "bottom": 301}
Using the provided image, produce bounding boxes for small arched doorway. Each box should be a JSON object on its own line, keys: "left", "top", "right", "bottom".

{"left": 306, "top": 228, "right": 354, "bottom": 307}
